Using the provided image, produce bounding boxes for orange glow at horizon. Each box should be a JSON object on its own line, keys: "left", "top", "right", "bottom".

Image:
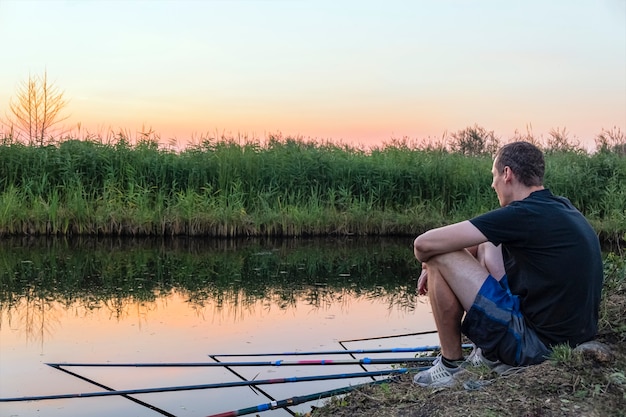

{"left": 1, "top": 1, "right": 622, "bottom": 153}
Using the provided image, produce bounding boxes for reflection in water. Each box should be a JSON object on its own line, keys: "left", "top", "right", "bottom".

{"left": 0, "top": 237, "right": 436, "bottom": 417}
{"left": 9, "top": 289, "right": 61, "bottom": 349}
{"left": 0, "top": 236, "right": 421, "bottom": 344}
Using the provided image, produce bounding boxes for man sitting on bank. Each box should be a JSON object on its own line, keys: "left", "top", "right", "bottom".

{"left": 412, "top": 141, "right": 603, "bottom": 387}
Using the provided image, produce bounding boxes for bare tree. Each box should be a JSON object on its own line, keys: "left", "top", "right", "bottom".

{"left": 7, "top": 71, "right": 69, "bottom": 145}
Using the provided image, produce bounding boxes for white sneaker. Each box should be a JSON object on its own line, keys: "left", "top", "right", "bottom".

{"left": 413, "top": 355, "right": 466, "bottom": 387}
{"left": 465, "top": 346, "right": 499, "bottom": 367}
{"left": 465, "top": 346, "right": 513, "bottom": 375}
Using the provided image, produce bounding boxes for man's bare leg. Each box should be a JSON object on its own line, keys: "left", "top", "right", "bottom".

{"left": 425, "top": 249, "right": 492, "bottom": 359}
{"left": 427, "top": 264, "right": 464, "bottom": 360}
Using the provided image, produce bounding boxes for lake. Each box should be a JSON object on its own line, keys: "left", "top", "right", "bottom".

{"left": 0, "top": 236, "right": 438, "bottom": 417}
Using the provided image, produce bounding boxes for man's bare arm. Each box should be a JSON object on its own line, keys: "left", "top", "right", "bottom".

{"left": 413, "top": 220, "right": 488, "bottom": 262}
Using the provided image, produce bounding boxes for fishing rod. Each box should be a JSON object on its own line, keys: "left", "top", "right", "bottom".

{"left": 339, "top": 329, "right": 438, "bottom": 343}
{"left": 209, "top": 355, "right": 296, "bottom": 417}
{"left": 48, "top": 364, "right": 176, "bottom": 417}
{"left": 46, "top": 356, "right": 436, "bottom": 368}
{"left": 335, "top": 332, "right": 439, "bottom": 379}
{"left": 209, "top": 344, "right": 473, "bottom": 358}
{"left": 0, "top": 367, "right": 425, "bottom": 402}
{"left": 205, "top": 379, "right": 388, "bottom": 417}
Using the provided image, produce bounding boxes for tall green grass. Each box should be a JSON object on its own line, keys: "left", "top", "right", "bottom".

{"left": 0, "top": 135, "right": 624, "bottom": 241}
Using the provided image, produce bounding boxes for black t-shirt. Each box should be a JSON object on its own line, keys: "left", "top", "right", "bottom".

{"left": 470, "top": 189, "right": 603, "bottom": 347}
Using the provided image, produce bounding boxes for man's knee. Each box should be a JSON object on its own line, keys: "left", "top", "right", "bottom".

{"left": 425, "top": 250, "right": 490, "bottom": 311}
{"left": 426, "top": 249, "right": 475, "bottom": 270}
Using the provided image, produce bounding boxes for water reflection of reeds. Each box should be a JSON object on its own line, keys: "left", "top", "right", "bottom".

{"left": 0, "top": 236, "right": 420, "bottom": 337}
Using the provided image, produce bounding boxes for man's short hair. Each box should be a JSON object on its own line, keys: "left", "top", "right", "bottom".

{"left": 495, "top": 142, "right": 545, "bottom": 187}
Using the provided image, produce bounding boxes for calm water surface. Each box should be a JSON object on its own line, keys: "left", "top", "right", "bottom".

{"left": 0, "top": 236, "right": 437, "bottom": 417}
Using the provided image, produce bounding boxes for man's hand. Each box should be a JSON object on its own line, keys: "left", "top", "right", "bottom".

{"left": 417, "top": 264, "right": 428, "bottom": 295}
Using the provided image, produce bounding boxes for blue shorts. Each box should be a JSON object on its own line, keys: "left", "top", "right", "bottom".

{"left": 461, "top": 275, "right": 550, "bottom": 366}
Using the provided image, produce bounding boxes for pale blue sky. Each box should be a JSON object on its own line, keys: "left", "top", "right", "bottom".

{"left": 0, "top": 0, "right": 624, "bottom": 148}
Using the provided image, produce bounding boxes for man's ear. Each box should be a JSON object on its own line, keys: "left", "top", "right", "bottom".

{"left": 503, "top": 166, "right": 514, "bottom": 183}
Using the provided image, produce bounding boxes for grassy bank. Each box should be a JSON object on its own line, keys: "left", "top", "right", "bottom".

{"left": 0, "top": 135, "right": 624, "bottom": 242}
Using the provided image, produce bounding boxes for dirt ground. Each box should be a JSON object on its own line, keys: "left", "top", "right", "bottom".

{"left": 310, "top": 339, "right": 625, "bottom": 417}
{"left": 310, "top": 259, "right": 626, "bottom": 417}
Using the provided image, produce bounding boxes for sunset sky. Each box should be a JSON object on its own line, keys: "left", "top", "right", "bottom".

{"left": 0, "top": 0, "right": 624, "bottom": 149}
